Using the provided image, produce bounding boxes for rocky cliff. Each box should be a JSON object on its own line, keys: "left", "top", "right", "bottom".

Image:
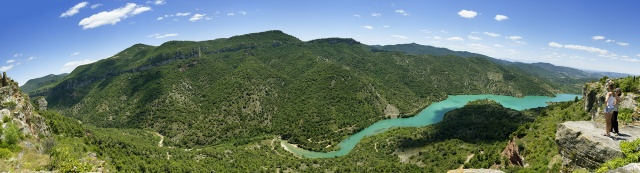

{"left": 0, "top": 72, "right": 50, "bottom": 139}
{"left": 555, "top": 121, "right": 640, "bottom": 170}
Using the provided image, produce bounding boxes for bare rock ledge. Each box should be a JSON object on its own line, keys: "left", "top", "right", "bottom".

{"left": 555, "top": 121, "right": 640, "bottom": 170}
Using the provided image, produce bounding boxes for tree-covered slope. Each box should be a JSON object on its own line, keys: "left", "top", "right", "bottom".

{"left": 36, "top": 30, "right": 558, "bottom": 151}
{"left": 19, "top": 73, "right": 68, "bottom": 94}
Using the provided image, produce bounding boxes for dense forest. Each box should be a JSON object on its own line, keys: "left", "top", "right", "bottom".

{"left": 30, "top": 30, "right": 561, "bottom": 151}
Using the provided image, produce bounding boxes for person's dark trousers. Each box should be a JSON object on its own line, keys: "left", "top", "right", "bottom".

{"left": 612, "top": 111, "right": 619, "bottom": 133}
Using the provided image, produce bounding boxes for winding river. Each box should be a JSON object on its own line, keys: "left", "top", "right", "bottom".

{"left": 282, "top": 94, "right": 581, "bottom": 158}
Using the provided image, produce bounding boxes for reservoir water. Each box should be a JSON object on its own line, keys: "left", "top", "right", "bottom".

{"left": 282, "top": 94, "right": 581, "bottom": 158}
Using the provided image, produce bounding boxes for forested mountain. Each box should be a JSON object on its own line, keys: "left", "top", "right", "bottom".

{"left": 19, "top": 73, "right": 68, "bottom": 94}
{"left": 374, "top": 43, "right": 633, "bottom": 93}
{"left": 33, "top": 30, "right": 560, "bottom": 151}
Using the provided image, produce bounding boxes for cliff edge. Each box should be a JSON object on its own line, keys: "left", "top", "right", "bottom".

{"left": 555, "top": 121, "right": 640, "bottom": 170}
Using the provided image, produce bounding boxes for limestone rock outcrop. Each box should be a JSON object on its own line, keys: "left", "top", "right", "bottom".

{"left": 555, "top": 121, "right": 640, "bottom": 170}
{"left": 607, "top": 163, "right": 640, "bottom": 173}
{"left": 0, "top": 73, "right": 50, "bottom": 138}
{"left": 36, "top": 97, "right": 48, "bottom": 111}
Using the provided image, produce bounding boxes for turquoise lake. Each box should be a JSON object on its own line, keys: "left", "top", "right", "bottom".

{"left": 282, "top": 94, "right": 581, "bottom": 158}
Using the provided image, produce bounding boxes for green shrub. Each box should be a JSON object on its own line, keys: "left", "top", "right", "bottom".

{"left": 2, "top": 115, "right": 10, "bottom": 123}
{"left": 1, "top": 101, "right": 16, "bottom": 109}
{"left": 618, "top": 108, "right": 634, "bottom": 124}
{"left": 597, "top": 138, "right": 640, "bottom": 172}
{"left": 0, "top": 148, "right": 12, "bottom": 158}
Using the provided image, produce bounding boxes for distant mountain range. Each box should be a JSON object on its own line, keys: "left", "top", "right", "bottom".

{"left": 22, "top": 30, "right": 562, "bottom": 151}
{"left": 20, "top": 73, "right": 68, "bottom": 95}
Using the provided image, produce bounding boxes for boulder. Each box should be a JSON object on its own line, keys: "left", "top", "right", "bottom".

{"left": 555, "top": 121, "right": 640, "bottom": 170}
{"left": 607, "top": 163, "right": 640, "bottom": 173}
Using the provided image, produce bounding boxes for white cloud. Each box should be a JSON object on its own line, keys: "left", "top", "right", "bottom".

{"left": 60, "top": 2, "right": 89, "bottom": 17}
{"left": 637, "top": 54, "right": 640, "bottom": 57}
{"left": 371, "top": 13, "right": 381, "bottom": 17}
{"left": 440, "top": 30, "right": 448, "bottom": 33}
{"left": 513, "top": 41, "right": 527, "bottom": 45}
{"left": 621, "top": 58, "right": 640, "bottom": 63}
{"left": 617, "top": 42, "right": 629, "bottom": 46}
{"left": 205, "top": 17, "right": 213, "bottom": 20}
{"left": 238, "top": 11, "right": 247, "bottom": 15}
{"left": 383, "top": 25, "right": 390, "bottom": 28}
{"left": 131, "top": 6, "right": 151, "bottom": 15}
{"left": 433, "top": 36, "right": 443, "bottom": 40}
{"left": 27, "top": 57, "right": 35, "bottom": 61}
{"left": 176, "top": 12, "right": 191, "bottom": 16}
{"left": 91, "top": 3, "right": 102, "bottom": 9}
{"left": 148, "top": 33, "right": 178, "bottom": 38}
{"left": 505, "top": 49, "right": 522, "bottom": 54}
{"left": 592, "top": 36, "right": 605, "bottom": 40}
{"left": 0, "top": 65, "right": 13, "bottom": 72}
{"left": 495, "top": 15, "right": 508, "bottom": 21}
{"left": 467, "top": 43, "right": 489, "bottom": 49}
{"left": 605, "top": 39, "right": 615, "bottom": 43}
{"left": 147, "top": 0, "right": 166, "bottom": 5}
{"left": 227, "top": 12, "right": 235, "bottom": 16}
{"left": 6, "top": 60, "right": 15, "bottom": 63}
{"left": 361, "top": 25, "right": 373, "bottom": 30}
{"left": 548, "top": 42, "right": 563, "bottom": 48}
{"left": 395, "top": 10, "right": 409, "bottom": 16}
{"left": 483, "top": 32, "right": 501, "bottom": 37}
{"left": 391, "top": 35, "right": 408, "bottom": 39}
{"left": 156, "top": 17, "right": 164, "bottom": 20}
{"left": 458, "top": 10, "right": 478, "bottom": 19}
{"left": 494, "top": 44, "right": 503, "bottom": 47}
{"left": 79, "top": 3, "right": 152, "bottom": 29}
{"left": 61, "top": 59, "right": 95, "bottom": 72}
{"left": 467, "top": 35, "right": 482, "bottom": 40}
{"left": 354, "top": 14, "right": 361, "bottom": 17}
{"left": 189, "top": 14, "right": 206, "bottom": 22}
{"left": 507, "top": 36, "right": 522, "bottom": 40}
{"left": 13, "top": 53, "right": 22, "bottom": 57}
{"left": 446, "top": 37, "right": 464, "bottom": 41}
{"left": 564, "top": 44, "right": 609, "bottom": 54}
{"left": 71, "top": 52, "right": 80, "bottom": 56}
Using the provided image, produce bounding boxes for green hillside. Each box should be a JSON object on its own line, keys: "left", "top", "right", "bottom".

{"left": 19, "top": 73, "right": 68, "bottom": 95}
{"left": 35, "top": 30, "right": 560, "bottom": 151}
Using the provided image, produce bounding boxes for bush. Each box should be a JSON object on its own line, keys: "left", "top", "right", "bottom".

{"left": 0, "top": 148, "right": 12, "bottom": 158}
{"left": 1, "top": 101, "right": 16, "bottom": 109}
{"left": 2, "top": 115, "right": 10, "bottom": 123}
{"left": 4, "top": 123, "right": 21, "bottom": 145}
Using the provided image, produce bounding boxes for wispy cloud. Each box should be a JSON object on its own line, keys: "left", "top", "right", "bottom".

{"left": 637, "top": 54, "right": 640, "bottom": 57}
{"left": 605, "top": 39, "right": 615, "bottom": 43}
{"left": 513, "top": 41, "right": 527, "bottom": 45}
{"left": 176, "top": 12, "right": 191, "bottom": 16}
{"left": 238, "top": 11, "right": 247, "bottom": 15}
{"left": 446, "top": 37, "right": 464, "bottom": 41}
{"left": 147, "top": 0, "right": 166, "bottom": 5}
{"left": 621, "top": 58, "right": 640, "bottom": 63}
{"left": 458, "top": 10, "right": 478, "bottom": 19}
{"left": 467, "top": 43, "right": 490, "bottom": 49}
{"left": 0, "top": 65, "right": 13, "bottom": 72}
{"left": 549, "top": 42, "right": 609, "bottom": 55}
{"left": 495, "top": 15, "right": 508, "bottom": 21}
{"left": 6, "top": 60, "right": 15, "bottom": 64}
{"left": 27, "top": 57, "right": 35, "bottom": 61}
{"left": 494, "top": 44, "right": 503, "bottom": 47}
{"left": 79, "top": 3, "right": 151, "bottom": 29}
{"left": 507, "top": 36, "right": 522, "bottom": 41}
{"left": 91, "top": 3, "right": 102, "bottom": 9}
{"left": 395, "top": 10, "right": 409, "bottom": 16}
{"left": 468, "top": 35, "right": 481, "bottom": 40}
{"left": 61, "top": 59, "right": 95, "bottom": 72}
{"left": 617, "top": 42, "right": 629, "bottom": 46}
{"left": 592, "top": 36, "right": 605, "bottom": 40}
{"left": 71, "top": 52, "right": 80, "bottom": 56}
{"left": 13, "top": 53, "right": 22, "bottom": 57}
{"left": 156, "top": 17, "right": 164, "bottom": 20}
{"left": 371, "top": 13, "right": 381, "bottom": 17}
{"left": 60, "top": 2, "right": 89, "bottom": 17}
{"left": 354, "top": 14, "right": 361, "bottom": 17}
{"left": 148, "top": 33, "right": 178, "bottom": 38}
{"left": 227, "top": 12, "right": 235, "bottom": 16}
{"left": 391, "top": 35, "right": 408, "bottom": 39}
{"left": 383, "top": 25, "right": 390, "bottom": 28}
{"left": 189, "top": 14, "right": 206, "bottom": 22}
{"left": 361, "top": 25, "right": 373, "bottom": 30}
{"left": 483, "top": 32, "right": 501, "bottom": 37}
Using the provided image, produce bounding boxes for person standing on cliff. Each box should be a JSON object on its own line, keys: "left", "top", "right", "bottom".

{"left": 611, "top": 88, "right": 622, "bottom": 136}
{"left": 603, "top": 82, "right": 616, "bottom": 137}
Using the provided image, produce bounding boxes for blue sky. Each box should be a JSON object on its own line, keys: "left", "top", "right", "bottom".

{"left": 2, "top": 0, "right": 640, "bottom": 85}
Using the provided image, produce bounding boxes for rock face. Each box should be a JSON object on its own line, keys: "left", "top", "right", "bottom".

{"left": 0, "top": 73, "right": 50, "bottom": 138}
{"left": 501, "top": 139, "right": 524, "bottom": 166}
{"left": 36, "top": 97, "right": 47, "bottom": 111}
{"left": 607, "top": 163, "right": 640, "bottom": 173}
{"left": 555, "top": 121, "right": 640, "bottom": 170}
{"left": 383, "top": 104, "right": 400, "bottom": 119}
